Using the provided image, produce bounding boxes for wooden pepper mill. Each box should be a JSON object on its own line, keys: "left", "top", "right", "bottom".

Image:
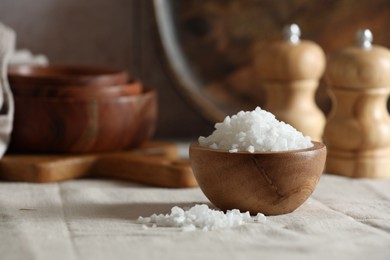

{"left": 323, "top": 29, "right": 390, "bottom": 178}
{"left": 256, "top": 24, "right": 326, "bottom": 141}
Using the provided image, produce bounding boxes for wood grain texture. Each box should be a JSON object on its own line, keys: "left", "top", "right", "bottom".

{"left": 189, "top": 142, "right": 326, "bottom": 215}
{"left": 324, "top": 43, "right": 390, "bottom": 178}
{"left": 9, "top": 89, "right": 157, "bottom": 153}
{"left": 0, "top": 141, "right": 197, "bottom": 188}
{"left": 255, "top": 40, "right": 326, "bottom": 141}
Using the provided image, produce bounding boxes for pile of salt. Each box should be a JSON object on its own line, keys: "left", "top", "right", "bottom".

{"left": 137, "top": 204, "right": 266, "bottom": 232}
{"left": 199, "top": 107, "right": 313, "bottom": 153}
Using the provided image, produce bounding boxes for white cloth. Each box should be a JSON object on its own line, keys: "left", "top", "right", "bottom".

{"left": 0, "top": 23, "right": 47, "bottom": 158}
{"left": 0, "top": 174, "right": 389, "bottom": 260}
{"left": 0, "top": 23, "right": 15, "bottom": 157}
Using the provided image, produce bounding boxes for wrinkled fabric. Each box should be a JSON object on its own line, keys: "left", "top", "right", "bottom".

{"left": 0, "top": 174, "right": 389, "bottom": 260}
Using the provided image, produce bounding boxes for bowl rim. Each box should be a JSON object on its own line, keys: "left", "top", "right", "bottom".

{"left": 10, "top": 80, "right": 143, "bottom": 97}
{"left": 8, "top": 64, "right": 127, "bottom": 78}
{"left": 8, "top": 64, "right": 129, "bottom": 86}
{"left": 190, "top": 141, "right": 325, "bottom": 155}
{"left": 13, "top": 87, "right": 156, "bottom": 101}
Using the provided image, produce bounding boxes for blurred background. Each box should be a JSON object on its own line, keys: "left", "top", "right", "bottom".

{"left": 0, "top": 0, "right": 214, "bottom": 139}
{"left": 0, "top": 0, "right": 389, "bottom": 139}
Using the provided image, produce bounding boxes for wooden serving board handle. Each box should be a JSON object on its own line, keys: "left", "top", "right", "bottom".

{"left": 0, "top": 141, "right": 197, "bottom": 188}
{"left": 93, "top": 155, "right": 197, "bottom": 188}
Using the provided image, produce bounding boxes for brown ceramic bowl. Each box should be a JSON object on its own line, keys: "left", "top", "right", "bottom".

{"left": 8, "top": 64, "right": 129, "bottom": 86}
{"left": 189, "top": 142, "right": 326, "bottom": 215}
{"left": 9, "top": 88, "right": 157, "bottom": 153}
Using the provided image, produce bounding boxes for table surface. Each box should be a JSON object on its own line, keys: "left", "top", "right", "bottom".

{"left": 1, "top": 143, "right": 390, "bottom": 260}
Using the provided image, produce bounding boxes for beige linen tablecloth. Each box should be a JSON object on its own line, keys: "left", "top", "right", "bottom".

{"left": 1, "top": 154, "right": 390, "bottom": 260}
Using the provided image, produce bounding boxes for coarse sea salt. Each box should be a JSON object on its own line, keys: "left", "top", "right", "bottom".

{"left": 199, "top": 107, "right": 313, "bottom": 152}
{"left": 137, "top": 204, "right": 266, "bottom": 232}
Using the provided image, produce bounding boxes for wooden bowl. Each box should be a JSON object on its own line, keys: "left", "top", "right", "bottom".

{"left": 8, "top": 64, "right": 129, "bottom": 86}
{"left": 189, "top": 142, "right": 327, "bottom": 215}
{"left": 9, "top": 89, "right": 157, "bottom": 153}
{"left": 10, "top": 80, "right": 143, "bottom": 98}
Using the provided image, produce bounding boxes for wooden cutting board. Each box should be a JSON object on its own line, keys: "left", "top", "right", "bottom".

{"left": 0, "top": 141, "right": 197, "bottom": 188}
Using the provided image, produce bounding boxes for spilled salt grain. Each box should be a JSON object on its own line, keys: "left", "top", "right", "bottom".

{"left": 199, "top": 107, "right": 313, "bottom": 152}
{"left": 255, "top": 213, "right": 267, "bottom": 223}
{"left": 137, "top": 204, "right": 266, "bottom": 232}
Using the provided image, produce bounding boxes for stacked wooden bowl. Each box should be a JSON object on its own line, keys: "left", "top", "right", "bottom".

{"left": 7, "top": 64, "right": 157, "bottom": 153}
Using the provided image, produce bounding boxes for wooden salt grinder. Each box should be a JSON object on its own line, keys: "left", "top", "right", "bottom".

{"left": 256, "top": 24, "right": 326, "bottom": 141}
{"left": 324, "top": 29, "right": 390, "bottom": 178}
